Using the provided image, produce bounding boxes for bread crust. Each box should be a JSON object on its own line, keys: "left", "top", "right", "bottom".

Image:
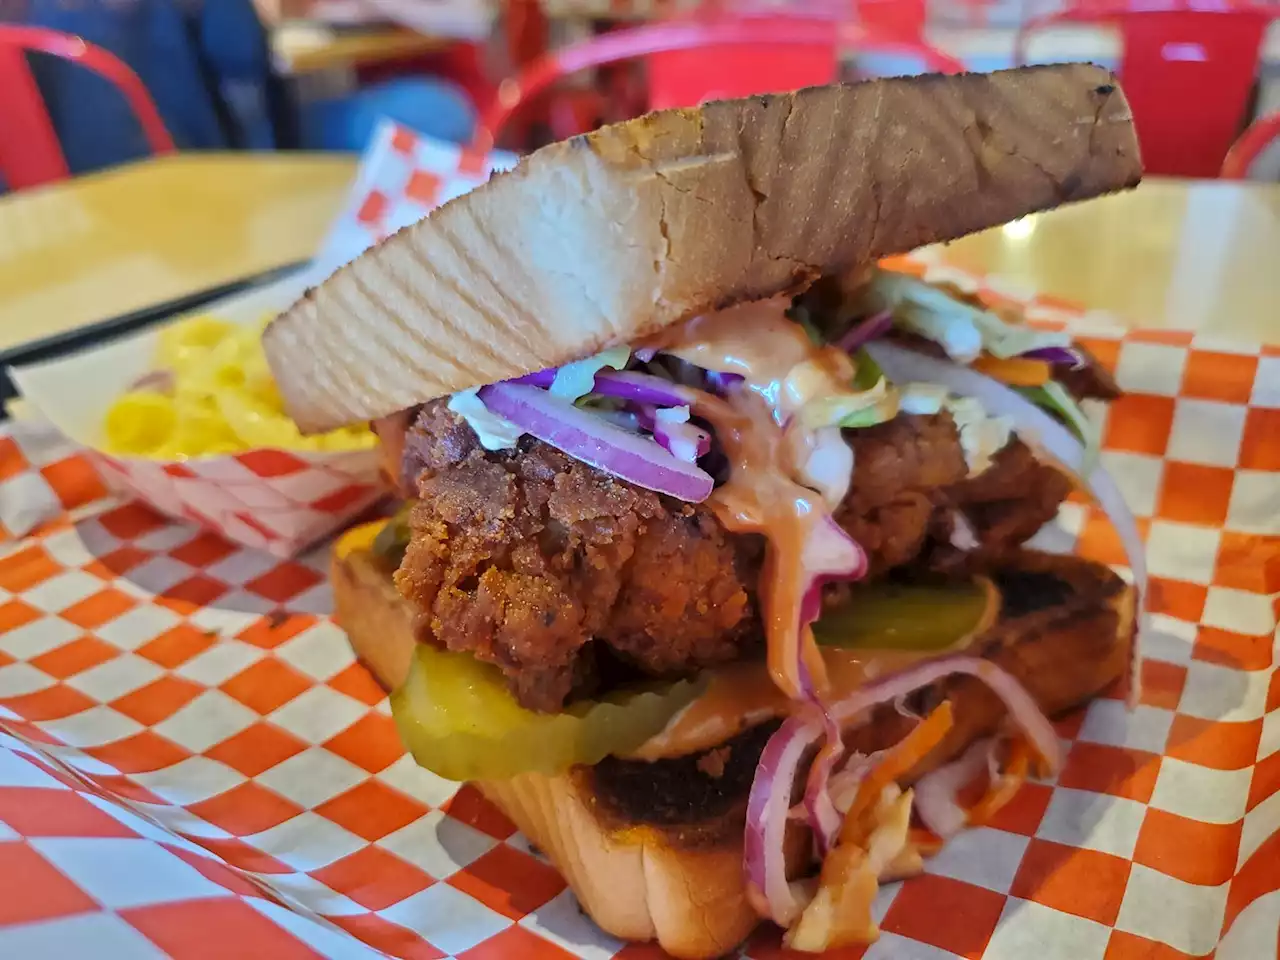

{"left": 268, "top": 65, "right": 1140, "bottom": 433}
{"left": 332, "top": 524, "right": 1133, "bottom": 959}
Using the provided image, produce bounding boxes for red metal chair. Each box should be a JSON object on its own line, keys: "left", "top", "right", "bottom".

{"left": 1221, "top": 110, "right": 1280, "bottom": 179}
{"left": 0, "top": 25, "right": 176, "bottom": 191}
{"left": 475, "top": 18, "right": 966, "bottom": 150}
{"left": 1014, "top": 4, "right": 1275, "bottom": 177}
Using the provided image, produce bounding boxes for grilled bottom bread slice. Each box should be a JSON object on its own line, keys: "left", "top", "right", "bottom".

{"left": 332, "top": 521, "right": 1134, "bottom": 959}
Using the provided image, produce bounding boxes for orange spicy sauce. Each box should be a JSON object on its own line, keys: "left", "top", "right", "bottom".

{"left": 630, "top": 646, "right": 941, "bottom": 760}
{"left": 645, "top": 299, "right": 863, "bottom": 702}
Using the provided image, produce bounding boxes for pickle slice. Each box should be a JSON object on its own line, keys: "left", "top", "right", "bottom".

{"left": 371, "top": 505, "right": 412, "bottom": 566}
{"left": 813, "top": 579, "right": 995, "bottom": 652}
{"left": 391, "top": 643, "right": 704, "bottom": 782}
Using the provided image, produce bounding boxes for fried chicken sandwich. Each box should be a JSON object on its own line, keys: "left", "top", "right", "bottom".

{"left": 264, "top": 64, "right": 1147, "bottom": 958}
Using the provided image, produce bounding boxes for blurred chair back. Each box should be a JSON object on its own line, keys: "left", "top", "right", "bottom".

{"left": 1015, "top": 6, "right": 1273, "bottom": 177}
{"left": 476, "top": 19, "right": 965, "bottom": 149}
{"left": 1221, "top": 110, "right": 1280, "bottom": 179}
{"left": 647, "top": 16, "right": 840, "bottom": 109}
{"left": 0, "top": 25, "right": 175, "bottom": 191}
{"left": 853, "top": 0, "right": 929, "bottom": 40}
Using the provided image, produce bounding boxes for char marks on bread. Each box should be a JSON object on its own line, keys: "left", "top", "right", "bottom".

{"left": 265, "top": 64, "right": 1139, "bottom": 434}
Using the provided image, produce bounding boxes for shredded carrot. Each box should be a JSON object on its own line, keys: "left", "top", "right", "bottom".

{"left": 840, "top": 702, "right": 954, "bottom": 844}
{"left": 971, "top": 355, "right": 1052, "bottom": 387}
{"left": 906, "top": 826, "right": 946, "bottom": 858}
{"left": 968, "top": 738, "right": 1031, "bottom": 825}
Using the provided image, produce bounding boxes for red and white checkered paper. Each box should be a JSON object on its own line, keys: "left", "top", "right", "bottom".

{"left": 0, "top": 281, "right": 1276, "bottom": 960}
{"left": 0, "top": 125, "right": 1277, "bottom": 958}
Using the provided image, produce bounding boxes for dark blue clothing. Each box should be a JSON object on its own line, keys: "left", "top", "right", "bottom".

{"left": 7, "top": 0, "right": 275, "bottom": 177}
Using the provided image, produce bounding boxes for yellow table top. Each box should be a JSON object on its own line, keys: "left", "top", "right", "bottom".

{"left": 0, "top": 153, "right": 358, "bottom": 355}
{"left": 934, "top": 177, "right": 1280, "bottom": 344}
{"left": 0, "top": 168, "right": 1275, "bottom": 365}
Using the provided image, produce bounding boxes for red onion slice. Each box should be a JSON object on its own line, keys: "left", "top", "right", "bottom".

{"left": 478, "top": 384, "right": 714, "bottom": 502}
{"left": 508, "top": 368, "right": 689, "bottom": 406}
{"left": 803, "top": 712, "right": 846, "bottom": 857}
{"left": 826, "top": 655, "right": 1062, "bottom": 770}
{"left": 865, "top": 341, "right": 1146, "bottom": 705}
{"left": 836, "top": 310, "right": 893, "bottom": 353}
{"left": 706, "top": 370, "right": 746, "bottom": 394}
{"left": 653, "top": 420, "right": 711, "bottom": 463}
{"left": 745, "top": 655, "right": 1061, "bottom": 926}
{"left": 596, "top": 370, "right": 691, "bottom": 406}
{"left": 745, "top": 712, "right": 820, "bottom": 926}
{"left": 1020, "top": 345, "right": 1086, "bottom": 369}
{"left": 507, "top": 370, "right": 556, "bottom": 387}
{"left": 913, "top": 738, "right": 992, "bottom": 839}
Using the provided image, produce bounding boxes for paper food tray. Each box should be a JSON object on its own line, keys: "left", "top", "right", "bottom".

{"left": 10, "top": 274, "right": 383, "bottom": 560}
{"left": 8, "top": 122, "right": 516, "bottom": 560}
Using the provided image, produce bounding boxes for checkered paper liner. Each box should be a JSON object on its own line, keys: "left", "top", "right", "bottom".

{"left": 311, "top": 121, "right": 518, "bottom": 282}
{"left": 0, "top": 271, "right": 1278, "bottom": 959}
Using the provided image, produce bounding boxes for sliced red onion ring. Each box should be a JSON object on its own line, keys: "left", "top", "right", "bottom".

{"left": 865, "top": 341, "right": 1146, "bottom": 705}
{"left": 825, "top": 655, "right": 1062, "bottom": 772}
{"left": 508, "top": 368, "right": 689, "bottom": 406}
{"left": 803, "top": 708, "right": 847, "bottom": 857}
{"left": 508, "top": 369, "right": 556, "bottom": 387}
{"left": 745, "top": 655, "right": 1061, "bottom": 926}
{"left": 596, "top": 370, "right": 691, "bottom": 406}
{"left": 796, "top": 521, "right": 867, "bottom": 854}
{"left": 478, "top": 384, "right": 714, "bottom": 502}
{"left": 706, "top": 370, "right": 746, "bottom": 394}
{"left": 653, "top": 420, "right": 711, "bottom": 463}
{"left": 836, "top": 310, "right": 894, "bottom": 353}
{"left": 744, "top": 712, "right": 821, "bottom": 926}
{"left": 1020, "top": 345, "right": 1086, "bottom": 369}
{"left": 913, "top": 738, "right": 992, "bottom": 839}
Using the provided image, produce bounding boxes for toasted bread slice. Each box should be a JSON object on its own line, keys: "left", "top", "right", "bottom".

{"left": 267, "top": 65, "right": 1139, "bottom": 433}
{"left": 332, "top": 522, "right": 1133, "bottom": 959}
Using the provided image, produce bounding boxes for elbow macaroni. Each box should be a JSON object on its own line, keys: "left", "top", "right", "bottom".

{"left": 102, "top": 314, "right": 375, "bottom": 459}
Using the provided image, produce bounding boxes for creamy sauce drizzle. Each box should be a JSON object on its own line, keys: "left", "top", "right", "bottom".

{"left": 631, "top": 646, "right": 945, "bottom": 760}
{"left": 645, "top": 299, "right": 870, "bottom": 702}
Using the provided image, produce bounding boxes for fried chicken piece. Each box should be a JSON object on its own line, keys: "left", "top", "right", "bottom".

{"left": 836, "top": 413, "right": 968, "bottom": 576}
{"left": 948, "top": 440, "right": 1073, "bottom": 551}
{"left": 835, "top": 413, "right": 1071, "bottom": 577}
{"left": 395, "top": 403, "right": 757, "bottom": 712}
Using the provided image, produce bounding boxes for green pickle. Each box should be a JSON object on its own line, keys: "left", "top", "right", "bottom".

{"left": 391, "top": 643, "right": 704, "bottom": 782}
{"left": 371, "top": 505, "right": 412, "bottom": 566}
{"left": 813, "top": 580, "right": 992, "bottom": 652}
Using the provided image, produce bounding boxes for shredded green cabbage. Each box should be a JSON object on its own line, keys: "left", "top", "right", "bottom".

{"left": 549, "top": 346, "right": 630, "bottom": 402}
{"left": 864, "top": 272, "right": 1073, "bottom": 362}
{"left": 1019, "top": 380, "right": 1101, "bottom": 473}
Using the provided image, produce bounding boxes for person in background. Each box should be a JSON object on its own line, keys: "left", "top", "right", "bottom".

{"left": 2, "top": 0, "right": 288, "bottom": 180}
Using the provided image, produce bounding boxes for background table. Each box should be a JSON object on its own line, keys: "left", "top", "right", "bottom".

{"left": 935, "top": 178, "right": 1280, "bottom": 344}
{"left": 271, "top": 23, "right": 448, "bottom": 75}
{"left": 0, "top": 153, "right": 358, "bottom": 356}
{"left": 1, "top": 170, "right": 1274, "bottom": 366}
